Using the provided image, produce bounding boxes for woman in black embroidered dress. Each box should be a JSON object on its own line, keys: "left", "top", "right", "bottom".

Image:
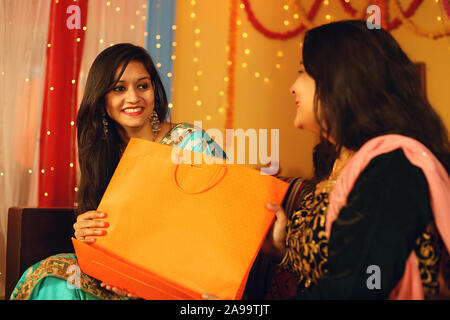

{"left": 261, "top": 20, "right": 450, "bottom": 299}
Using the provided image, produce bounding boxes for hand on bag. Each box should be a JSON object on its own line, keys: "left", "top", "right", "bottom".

{"left": 73, "top": 210, "right": 108, "bottom": 243}
{"left": 100, "top": 282, "right": 140, "bottom": 299}
{"left": 246, "top": 161, "right": 281, "bottom": 176}
{"left": 261, "top": 204, "right": 288, "bottom": 262}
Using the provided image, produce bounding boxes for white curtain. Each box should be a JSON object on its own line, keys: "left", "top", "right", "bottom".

{"left": 0, "top": 0, "right": 51, "bottom": 299}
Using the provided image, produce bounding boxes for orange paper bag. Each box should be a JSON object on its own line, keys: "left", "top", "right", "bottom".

{"left": 73, "top": 138, "right": 289, "bottom": 300}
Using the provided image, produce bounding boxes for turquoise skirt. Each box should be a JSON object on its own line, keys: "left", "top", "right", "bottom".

{"left": 10, "top": 253, "right": 125, "bottom": 300}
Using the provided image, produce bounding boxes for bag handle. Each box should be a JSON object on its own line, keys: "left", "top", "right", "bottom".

{"left": 173, "top": 152, "right": 228, "bottom": 194}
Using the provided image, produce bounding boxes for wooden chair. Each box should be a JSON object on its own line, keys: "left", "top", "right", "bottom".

{"left": 5, "top": 207, "right": 76, "bottom": 299}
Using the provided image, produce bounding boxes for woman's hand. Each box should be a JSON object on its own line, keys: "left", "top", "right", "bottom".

{"left": 73, "top": 210, "right": 108, "bottom": 243}
{"left": 100, "top": 282, "right": 140, "bottom": 299}
{"left": 74, "top": 212, "right": 138, "bottom": 298}
{"left": 261, "top": 204, "right": 288, "bottom": 262}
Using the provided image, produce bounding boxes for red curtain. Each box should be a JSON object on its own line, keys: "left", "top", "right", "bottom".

{"left": 39, "top": 0, "right": 88, "bottom": 207}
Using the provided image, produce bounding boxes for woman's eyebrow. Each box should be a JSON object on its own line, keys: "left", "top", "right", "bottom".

{"left": 117, "top": 76, "right": 150, "bottom": 83}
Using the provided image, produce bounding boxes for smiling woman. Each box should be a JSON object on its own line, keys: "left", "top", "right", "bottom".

{"left": 10, "top": 43, "right": 226, "bottom": 300}
{"left": 105, "top": 61, "right": 160, "bottom": 143}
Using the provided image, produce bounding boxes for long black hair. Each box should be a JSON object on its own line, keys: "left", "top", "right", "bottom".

{"left": 302, "top": 20, "right": 450, "bottom": 175}
{"left": 75, "top": 43, "right": 168, "bottom": 214}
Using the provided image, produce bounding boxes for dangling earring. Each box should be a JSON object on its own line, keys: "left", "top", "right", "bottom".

{"left": 102, "top": 113, "right": 109, "bottom": 139}
{"left": 150, "top": 110, "right": 161, "bottom": 141}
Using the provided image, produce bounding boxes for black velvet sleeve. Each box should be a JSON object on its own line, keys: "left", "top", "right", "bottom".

{"left": 295, "top": 148, "right": 434, "bottom": 300}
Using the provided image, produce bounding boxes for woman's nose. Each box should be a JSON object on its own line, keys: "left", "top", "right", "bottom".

{"left": 290, "top": 85, "right": 296, "bottom": 95}
{"left": 126, "top": 87, "right": 140, "bottom": 103}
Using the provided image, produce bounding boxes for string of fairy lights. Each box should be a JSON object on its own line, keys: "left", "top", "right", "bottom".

{"left": 186, "top": 0, "right": 228, "bottom": 122}
{"left": 189, "top": 0, "right": 203, "bottom": 110}
{"left": 430, "top": 0, "right": 448, "bottom": 24}
{"left": 238, "top": 3, "right": 272, "bottom": 85}
{"left": 185, "top": 0, "right": 336, "bottom": 126}
{"left": 436, "top": 0, "right": 450, "bottom": 50}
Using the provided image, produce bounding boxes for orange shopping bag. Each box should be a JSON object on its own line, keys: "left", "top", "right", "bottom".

{"left": 73, "top": 138, "right": 289, "bottom": 300}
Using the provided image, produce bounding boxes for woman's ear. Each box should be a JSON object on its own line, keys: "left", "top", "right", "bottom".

{"left": 102, "top": 105, "right": 112, "bottom": 120}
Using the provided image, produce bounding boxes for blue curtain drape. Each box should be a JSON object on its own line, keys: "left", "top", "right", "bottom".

{"left": 145, "top": 0, "right": 177, "bottom": 120}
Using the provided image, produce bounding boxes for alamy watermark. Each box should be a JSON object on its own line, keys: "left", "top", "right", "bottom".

{"left": 366, "top": 5, "right": 382, "bottom": 30}
{"left": 170, "top": 121, "right": 280, "bottom": 176}
{"left": 66, "top": 264, "right": 81, "bottom": 290}
{"left": 366, "top": 265, "right": 381, "bottom": 290}
{"left": 66, "top": 5, "right": 81, "bottom": 30}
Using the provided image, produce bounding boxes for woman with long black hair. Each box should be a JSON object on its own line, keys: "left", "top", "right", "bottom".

{"left": 11, "top": 43, "right": 225, "bottom": 300}
{"left": 262, "top": 20, "right": 450, "bottom": 300}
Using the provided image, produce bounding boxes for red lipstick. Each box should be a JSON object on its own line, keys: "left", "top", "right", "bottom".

{"left": 121, "top": 106, "right": 145, "bottom": 116}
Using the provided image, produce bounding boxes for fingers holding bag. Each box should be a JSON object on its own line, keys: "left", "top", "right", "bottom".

{"left": 73, "top": 210, "right": 108, "bottom": 243}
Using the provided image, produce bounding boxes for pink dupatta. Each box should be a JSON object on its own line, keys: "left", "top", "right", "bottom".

{"left": 326, "top": 134, "right": 450, "bottom": 300}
